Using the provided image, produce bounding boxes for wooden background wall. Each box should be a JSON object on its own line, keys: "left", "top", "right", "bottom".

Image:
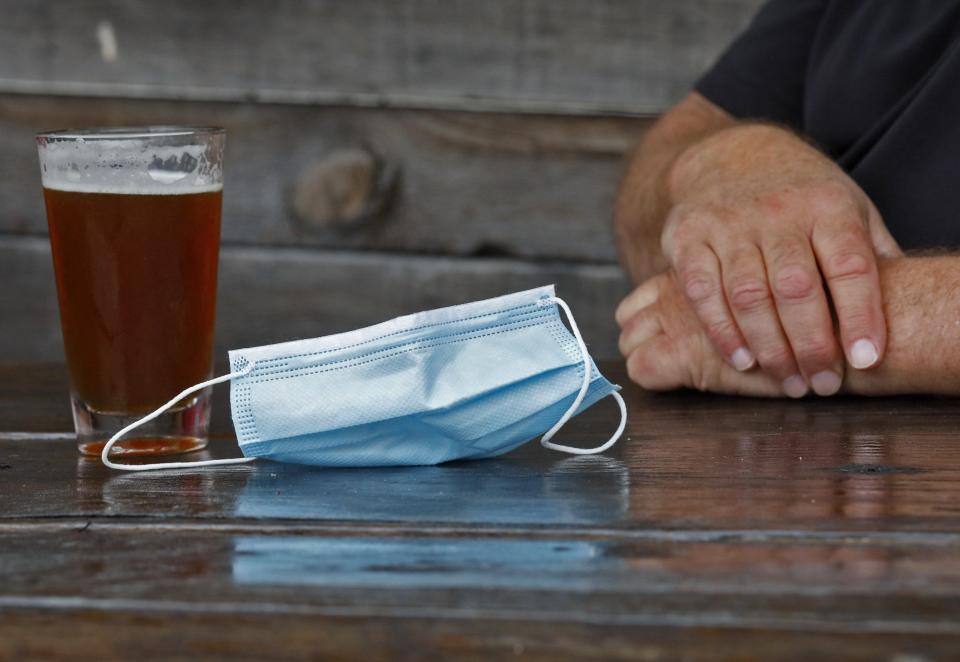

{"left": 0, "top": 0, "right": 763, "bottom": 361}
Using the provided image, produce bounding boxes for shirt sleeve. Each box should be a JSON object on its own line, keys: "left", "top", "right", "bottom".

{"left": 695, "top": 0, "right": 829, "bottom": 128}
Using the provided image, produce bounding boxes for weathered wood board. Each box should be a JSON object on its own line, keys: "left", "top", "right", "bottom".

{"left": 2, "top": 528, "right": 960, "bottom": 655}
{"left": 3, "top": 608, "right": 958, "bottom": 661}
{"left": 0, "top": 0, "right": 767, "bottom": 361}
{"left": 0, "top": 0, "right": 763, "bottom": 115}
{"left": 0, "top": 236, "right": 629, "bottom": 361}
{"left": 5, "top": 363, "right": 960, "bottom": 537}
{"left": 4, "top": 359, "right": 960, "bottom": 659}
{"left": 1, "top": 95, "right": 646, "bottom": 262}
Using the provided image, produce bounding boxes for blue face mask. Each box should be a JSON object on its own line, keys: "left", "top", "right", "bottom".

{"left": 102, "top": 286, "right": 627, "bottom": 471}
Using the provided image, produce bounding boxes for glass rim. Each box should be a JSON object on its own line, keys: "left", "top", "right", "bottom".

{"left": 36, "top": 126, "right": 225, "bottom": 142}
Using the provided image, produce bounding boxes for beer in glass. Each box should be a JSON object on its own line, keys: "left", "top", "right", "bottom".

{"left": 36, "top": 127, "right": 225, "bottom": 456}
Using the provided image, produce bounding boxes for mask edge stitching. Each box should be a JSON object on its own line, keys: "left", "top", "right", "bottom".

{"left": 248, "top": 316, "right": 562, "bottom": 385}
{"left": 251, "top": 302, "right": 543, "bottom": 367}
{"left": 249, "top": 311, "right": 555, "bottom": 380}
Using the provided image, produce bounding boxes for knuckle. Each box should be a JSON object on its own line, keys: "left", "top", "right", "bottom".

{"left": 671, "top": 205, "right": 717, "bottom": 234}
{"left": 808, "top": 180, "right": 855, "bottom": 216}
{"left": 771, "top": 186, "right": 815, "bottom": 219}
{"left": 626, "top": 351, "right": 659, "bottom": 390}
{"left": 825, "top": 249, "right": 872, "bottom": 281}
{"left": 727, "top": 277, "right": 772, "bottom": 313}
{"left": 771, "top": 265, "right": 819, "bottom": 301}
{"left": 663, "top": 221, "right": 694, "bottom": 254}
{"left": 614, "top": 301, "right": 629, "bottom": 327}
{"left": 680, "top": 204, "right": 717, "bottom": 226}
{"left": 703, "top": 319, "right": 739, "bottom": 348}
{"left": 662, "top": 231, "right": 690, "bottom": 267}
{"left": 757, "top": 191, "right": 787, "bottom": 218}
{"left": 681, "top": 269, "right": 718, "bottom": 304}
{"left": 660, "top": 221, "right": 679, "bottom": 261}
{"left": 618, "top": 316, "right": 649, "bottom": 355}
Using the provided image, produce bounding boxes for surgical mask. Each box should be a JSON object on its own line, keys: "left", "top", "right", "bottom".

{"left": 102, "top": 285, "right": 627, "bottom": 471}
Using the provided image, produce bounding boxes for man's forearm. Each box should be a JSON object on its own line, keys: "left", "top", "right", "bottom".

{"left": 613, "top": 141, "right": 675, "bottom": 282}
{"left": 845, "top": 256, "right": 960, "bottom": 396}
{"left": 614, "top": 110, "right": 827, "bottom": 282}
{"left": 613, "top": 93, "right": 734, "bottom": 282}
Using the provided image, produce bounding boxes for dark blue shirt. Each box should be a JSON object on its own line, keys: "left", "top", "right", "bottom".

{"left": 696, "top": 0, "right": 960, "bottom": 249}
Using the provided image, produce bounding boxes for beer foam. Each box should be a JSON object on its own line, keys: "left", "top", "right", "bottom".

{"left": 44, "top": 180, "right": 223, "bottom": 195}
{"left": 39, "top": 139, "right": 223, "bottom": 195}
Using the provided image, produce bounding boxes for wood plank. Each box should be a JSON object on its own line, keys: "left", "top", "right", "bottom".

{"left": 5, "top": 359, "right": 960, "bottom": 657}
{"left": 7, "top": 529, "right": 958, "bottom": 605}
{"left": 0, "top": 0, "right": 764, "bottom": 115}
{"left": 2, "top": 95, "right": 646, "bottom": 263}
{"left": 4, "top": 362, "right": 960, "bottom": 536}
{"left": 1, "top": 529, "right": 959, "bottom": 659}
{"left": 3, "top": 529, "right": 960, "bottom": 621}
{"left": 0, "top": 236, "right": 629, "bottom": 362}
{"left": 4, "top": 608, "right": 958, "bottom": 661}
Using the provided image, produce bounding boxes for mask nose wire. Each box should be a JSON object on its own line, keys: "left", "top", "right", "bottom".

{"left": 537, "top": 296, "right": 628, "bottom": 455}
{"left": 101, "top": 362, "right": 258, "bottom": 472}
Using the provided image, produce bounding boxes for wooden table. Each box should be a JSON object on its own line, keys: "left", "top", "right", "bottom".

{"left": 2, "top": 362, "right": 960, "bottom": 660}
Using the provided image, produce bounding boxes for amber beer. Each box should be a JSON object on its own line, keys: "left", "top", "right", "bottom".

{"left": 45, "top": 188, "right": 221, "bottom": 411}
{"left": 37, "top": 127, "right": 225, "bottom": 456}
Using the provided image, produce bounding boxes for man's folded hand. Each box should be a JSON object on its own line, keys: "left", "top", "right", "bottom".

{"left": 660, "top": 124, "right": 901, "bottom": 397}
{"left": 617, "top": 257, "right": 960, "bottom": 398}
{"left": 617, "top": 271, "right": 783, "bottom": 397}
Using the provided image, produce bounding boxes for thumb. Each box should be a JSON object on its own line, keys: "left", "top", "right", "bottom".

{"left": 866, "top": 204, "right": 903, "bottom": 258}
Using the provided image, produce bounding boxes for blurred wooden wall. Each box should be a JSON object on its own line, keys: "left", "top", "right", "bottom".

{"left": 0, "top": 0, "right": 762, "bottom": 360}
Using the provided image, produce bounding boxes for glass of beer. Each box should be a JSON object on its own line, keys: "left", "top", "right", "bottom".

{"left": 36, "top": 127, "right": 225, "bottom": 457}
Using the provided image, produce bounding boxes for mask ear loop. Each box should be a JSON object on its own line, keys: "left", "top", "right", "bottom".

{"left": 101, "top": 363, "right": 258, "bottom": 472}
{"left": 537, "top": 296, "right": 627, "bottom": 455}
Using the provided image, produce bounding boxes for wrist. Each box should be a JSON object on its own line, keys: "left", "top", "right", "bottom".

{"left": 843, "top": 256, "right": 959, "bottom": 396}
{"left": 666, "top": 123, "right": 797, "bottom": 204}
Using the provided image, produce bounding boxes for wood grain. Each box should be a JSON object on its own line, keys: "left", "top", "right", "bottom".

{"left": 4, "top": 361, "right": 960, "bottom": 659}
{"left": 0, "top": 0, "right": 763, "bottom": 115}
{"left": 5, "top": 362, "right": 960, "bottom": 536}
{"left": 1, "top": 95, "right": 646, "bottom": 263}
{"left": 3, "top": 608, "right": 957, "bottom": 661}
{"left": 2, "top": 530, "right": 960, "bottom": 635}
{"left": 0, "top": 236, "right": 629, "bottom": 361}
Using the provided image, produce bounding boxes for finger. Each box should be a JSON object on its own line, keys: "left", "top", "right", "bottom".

{"left": 626, "top": 334, "right": 787, "bottom": 398}
{"left": 812, "top": 221, "right": 887, "bottom": 371}
{"left": 870, "top": 221, "right": 902, "bottom": 258}
{"left": 865, "top": 202, "right": 903, "bottom": 258}
{"left": 762, "top": 233, "right": 844, "bottom": 396}
{"left": 615, "top": 280, "right": 660, "bottom": 328}
{"left": 709, "top": 354, "right": 789, "bottom": 398}
{"left": 675, "top": 243, "right": 755, "bottom": 371}
{"left": 625, "top": 335, "right": 688, "bottom": 392}
{"left": 618, "top": 307, "right": 662, "bottom": 357}
{"left": 719, "top": 244, "right": 808, "bottom": 398}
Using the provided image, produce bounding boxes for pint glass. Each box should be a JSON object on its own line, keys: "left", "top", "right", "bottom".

{"left": 36, "top": 127, "right": 225, "bottom": 456}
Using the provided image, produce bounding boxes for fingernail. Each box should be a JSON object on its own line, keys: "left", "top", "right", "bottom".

{"left": 731, "top": 347, "right": 755, "bottom": 372}
{"left": 810, "top": 371, "right": 842, "bottom": 396}
{"left": 850, "top": 339, "right": 879, "bottom": 370}
{"left": 782, "top": 374, "right": 808, "bottom": 399}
